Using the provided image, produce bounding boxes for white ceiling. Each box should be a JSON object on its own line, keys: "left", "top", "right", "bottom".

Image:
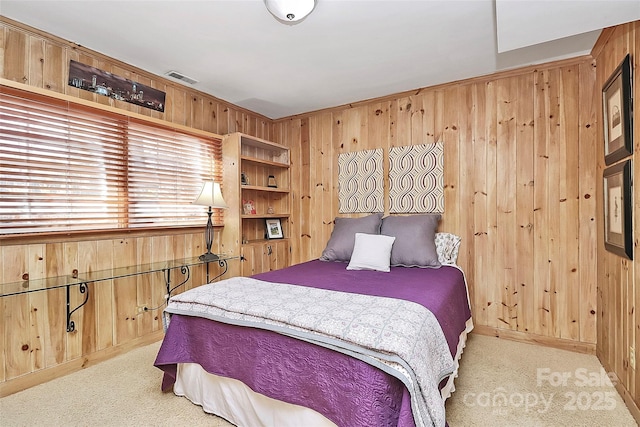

{"left": 2, "top": 1, "right": 639, "bottom": 119}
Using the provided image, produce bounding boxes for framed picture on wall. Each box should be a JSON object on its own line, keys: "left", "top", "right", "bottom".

{"left": 603, "top": 159, "right": 633, "bottom": 260}
{"left": 602, "top": 54, "right": 633, "bottom": 165}
{"left": 265, "top": 218, "right": 283, "bottom": 239}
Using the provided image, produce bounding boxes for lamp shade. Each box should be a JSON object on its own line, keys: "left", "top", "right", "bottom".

{"left": 264, "top": 0, "right": 317, "bottom": 24}
{"left": 193, "top": 181, "right": 228, "bottom": 208}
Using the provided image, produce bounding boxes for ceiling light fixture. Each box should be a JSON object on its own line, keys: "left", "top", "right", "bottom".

{"left": 264, "top": 0, "right": 317, "bottom": 25}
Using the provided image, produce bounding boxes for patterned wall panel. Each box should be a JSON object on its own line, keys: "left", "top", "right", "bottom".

{"left": 338, "top": 149, "right": 384, "bottom": 213}
{"left": 389, "top": 143, "right": 444, "bottom": 213}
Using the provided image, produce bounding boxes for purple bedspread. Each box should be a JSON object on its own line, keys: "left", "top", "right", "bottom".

{"left": 154, "top": 260, "right": 471, "bottom": 427}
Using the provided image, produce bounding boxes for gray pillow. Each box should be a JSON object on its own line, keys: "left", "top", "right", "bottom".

{"left": 320, "top": 213, "right": 383, "bottom": 262}
{"left": 381, "top": 214, "right": 442, "bottom": 268}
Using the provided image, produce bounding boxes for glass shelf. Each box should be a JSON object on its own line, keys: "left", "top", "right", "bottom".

{"left": 0, "top": 254, "right": 236, "bottom": 298}
{"left": 0, "top": 254, "right": 237, "bottom": 333}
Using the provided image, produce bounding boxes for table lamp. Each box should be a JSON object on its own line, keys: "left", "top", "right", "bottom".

{"left": 193, "top": 181, "right": 228, "bottom": 261}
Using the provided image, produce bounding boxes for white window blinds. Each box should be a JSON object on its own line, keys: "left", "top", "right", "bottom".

{"left": 0, "top": 86, "right": 223, "bottom": 236}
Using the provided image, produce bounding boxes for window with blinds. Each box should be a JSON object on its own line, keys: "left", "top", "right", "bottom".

{"left": 0, "top": 86, "right": 223, "bottom": 236}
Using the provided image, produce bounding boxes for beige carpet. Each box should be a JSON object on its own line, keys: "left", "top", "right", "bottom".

{"left": 1, "top": 333, "right": 636, "bottom": 426}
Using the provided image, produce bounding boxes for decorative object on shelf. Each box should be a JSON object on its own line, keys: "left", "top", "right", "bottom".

{"left": 243, "top": 199, "right": 256, "bottom": 215}
{"left": 193, "top": 181, "right": 228, "bottom": 261}
{"left": 603, "top": 159, "right": 633, "bottom": 260}
{"left": 603, "top": 54, "right": 633, "bottom": 165}
{"left": 338, "top": 148, "right": 384, "bottom": 213}
{"left": 264, "top": 0, "right": 316, "bottom": 25}
{"left": 389, "top": 142, "right": 444, "bottom": 213}
{"left": 266, "top": 218, "right": 284, "bottom": 239}
{"left": 268, "top": 175, "right": 277, "bottom": 188}
{"left": 241, "top": 172, "right": 249, "bottom": 185}
{"left": 267, "top": 206, "right": 275, "bottom": 214}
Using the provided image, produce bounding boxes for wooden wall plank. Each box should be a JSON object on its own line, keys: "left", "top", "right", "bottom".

{"left": 3, "top": 27, "right": 27, "bottom": 83}
{"left": 442, "top": 87, "right": 459, "bottom": 234}
{"left": 319, "top": 112, "right": 335, "bottom": 256}
{"left": 44, "top": 243, "right": 65, "bottom": 367}
{"left": 28, "top": 36, "right": 44, "bottom": 88}
{"left": 516, "top": 73, "right": 535, "bottom": 333}
{"left": 63, "top": 242, "right": 80, "bottom": 362}
{"left": 113, "top": 239, "right": 137, "bottom": 346}
{"left": 497, "top": 77, "right": 518, "bottom": 330}
{"left": 27, "top": 244, "right": 46, "bottom": 372}
{"left": 189, "top": 93, "right": 203, "bottom": 130}
{"left": 558, "top": 65, "right": 581, "bottom": 341}
{"left": 151, "top": 235, "right": 169, "bottom": 332}
{"left": 77, "top": 241, "right": 98, "bottom": 356}
{"left": 321, "top": 112, "right": 336, "bottom": 250}
{"left": 533, "top": 69, "right": 551, "bottom": 337}
{"left": 95, "top": 240, "right": 114, "bottom": 351}
{"left": 43, "top": 40, "right": 64, "bottom": 93}
{"left": 285, "top": 119, "right": 303, "bottom": 264}
{"left": 3, "top": 246, "right": 30, "bottom": 379}
{"left": 484, "top": 80, "right": 499, "bottom": 330}
{"left": 203, "top": 98, "right": 219, "bottom": 134}
{"left": 456, "top": 85, "right": 474, "bottom": 302}
{"left": 547, "top": 68, "right": 562, "bottom": 339}
{"left": 136, "top": 237, "right": 153, "bottom": 337}
{"left": 472, "top": 82, "right": 488, "bottom": 328}
{"left": 578, "top": 59, "right": 598, "bottom": 345}
{"left": 0, "top": 26, "right": 6, "bottom": 78}
{"left": 395, "top": 96, "right": 412, "bottom": 147}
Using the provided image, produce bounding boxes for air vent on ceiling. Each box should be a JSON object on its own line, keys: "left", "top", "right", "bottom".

{"left": 165, "top": 71, "right": 199, "bottom": 85}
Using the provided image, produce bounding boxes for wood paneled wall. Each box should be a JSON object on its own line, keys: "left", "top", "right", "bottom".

{"left": 593, "top": 22, "right": 640, "bottom": 419}
{"left": 0, "top": 17, "right": 270, "bottom": 395}
{"left": 271, "top": 56, "right": 600, "bottom": 352}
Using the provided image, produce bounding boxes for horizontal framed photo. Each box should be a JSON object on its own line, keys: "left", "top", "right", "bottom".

{"left": 265, "top": 218, "right": 283, "bottom": 239}
{"left": 602, "top": 54, "right": 633, "bottom": 165}
{"left": 603, "top": 159, "right": 633, "bottom": 260}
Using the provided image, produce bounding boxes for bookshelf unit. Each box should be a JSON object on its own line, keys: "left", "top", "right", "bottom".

{"left": 222, "top": 133, "right": 291, "bottom": 276}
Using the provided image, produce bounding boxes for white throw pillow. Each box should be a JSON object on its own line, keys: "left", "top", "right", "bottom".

{"left": 346, "top": 233, "right": 396, "bottom": 272}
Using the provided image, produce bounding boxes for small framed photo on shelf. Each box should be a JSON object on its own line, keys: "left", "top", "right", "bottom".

{"left": 267, "top": 175, "right": 277, "bottom": 188}
{"left": 243, "top": 199, "right": 256, "bottom": 215}
{"left": 265, "top": 218, "right": 284, "bottom": 239}
{"left": 602, "top": 54, "right": 633, "bottom": 165}
{"left": 241, "top": 172, "right": 249, "bottom": 186}
{"left": 603, "top": 159, "right": 633, "bottom": 260}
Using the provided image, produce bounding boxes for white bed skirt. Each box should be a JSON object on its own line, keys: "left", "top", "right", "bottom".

{"left": 173, "top": 317, "right": 474, "bottom": 426}
{"left": 175, "top": 362, "right": 337, "bottom": 427}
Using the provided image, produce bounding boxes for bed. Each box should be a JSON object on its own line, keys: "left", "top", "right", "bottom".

{"left": 155, "top": 214, "right": 473, "bottom": 427}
